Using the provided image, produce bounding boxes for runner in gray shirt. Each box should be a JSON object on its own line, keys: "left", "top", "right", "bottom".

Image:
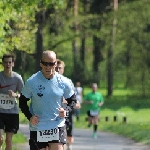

{"left": 0, "top": 54, "right": 24, "bottom": 150}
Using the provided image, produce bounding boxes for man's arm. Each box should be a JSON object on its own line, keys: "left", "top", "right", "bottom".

{"left": 75, "top": 100, "right": 81, "bottom": 109}
{"left": 65, "top": 93, "right": 77, "bottom": 111}
{"left": 8, "top": 90, "right": 20, "bottom": 98}
{"left": 19, "top": 94, "right": 32, "bottom": 120}
{"left": 83, "top": 100, "right": 93, "bottom": 104}
{"left": 98, "top": 102, "right": 104, "bottom": 107}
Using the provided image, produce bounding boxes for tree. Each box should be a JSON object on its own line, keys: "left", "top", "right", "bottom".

{"left": 107, "top": 0, "right": 118, "bottom": 96}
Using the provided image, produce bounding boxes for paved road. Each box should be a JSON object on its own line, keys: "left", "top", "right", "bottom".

{"left": 17, "top": 124, "right": 150, "bottom": 150}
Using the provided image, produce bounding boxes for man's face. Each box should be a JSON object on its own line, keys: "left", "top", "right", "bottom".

{"left": 2, "top": 57, "right": 14, "bottom": 71}
{"left": 92, "top": 84, "right": 98, "bottom": 92}
{"left": 40, "top": 55, "right": 57, "bottom": 79}
{"left": 55, "top": 64, "right": 64, "bottom": 75}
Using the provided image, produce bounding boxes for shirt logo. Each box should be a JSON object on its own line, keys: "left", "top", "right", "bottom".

{"left": 36, "top": 85, "right": 45, "bottom": 97}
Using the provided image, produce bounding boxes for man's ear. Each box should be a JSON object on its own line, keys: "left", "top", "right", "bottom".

{"left": 54, "top": 61, "right": 57, "bottom": 67}
{"left": 12, "top": 62, "right": 14, "bottom": 67}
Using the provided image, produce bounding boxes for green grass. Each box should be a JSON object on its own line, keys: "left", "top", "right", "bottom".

{"left": 12, "top": 133, "right": 27, "bottom": 143}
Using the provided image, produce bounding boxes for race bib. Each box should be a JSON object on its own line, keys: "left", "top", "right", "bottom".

{"left": 0, "top": 94, "right": 16, "bottom": 109}
{"left": 37, "top": 128, "right": 59, "bottom": 142}
{"left": 90, "top": 110, "right": 99, "bottom": 116}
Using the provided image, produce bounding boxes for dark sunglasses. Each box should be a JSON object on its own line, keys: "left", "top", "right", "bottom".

{"left": 41, "top": 61, "right": 56, "bottom": 66}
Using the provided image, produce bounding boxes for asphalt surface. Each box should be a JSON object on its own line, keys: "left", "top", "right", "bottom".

{"left": 17, "top": 124, "right": 150, "bottom": 150}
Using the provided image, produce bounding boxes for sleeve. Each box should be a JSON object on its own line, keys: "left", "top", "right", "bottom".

{"left": 19, "top": 94, "right": 32, "bottom": 120}
{"left": 21, "top": 80, "right": 32, "bottom": 98}
{"left": 63, "top": 78, "right": 74, "bottom": 99}
{"left": 65, "top": 93, "right": 77, "bottom": 112}
{"left": 19, "top": 80, "right": 32, "bottom": 120}
{"left": 16, "top": 75, "right": 24, "bottom": 93}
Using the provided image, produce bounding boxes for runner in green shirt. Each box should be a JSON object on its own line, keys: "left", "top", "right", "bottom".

{"left": 84, "top": 83, "right": 104, "bottom": 139}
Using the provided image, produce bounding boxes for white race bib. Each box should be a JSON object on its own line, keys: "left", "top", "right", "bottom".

{"left": 37, "top": 128, "right": 59, "bottom": 142}
{"left": 0, "top": 94, "right": 16, "bottom": 109}
{"left": 90, "top": 110, "right": 99, "bottom": 116}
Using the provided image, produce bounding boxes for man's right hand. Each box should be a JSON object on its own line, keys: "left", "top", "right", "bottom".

{"left": 30, "top": 115, "right": 39, "bottom": 125}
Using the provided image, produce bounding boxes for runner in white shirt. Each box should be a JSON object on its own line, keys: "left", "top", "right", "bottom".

{"left": 74, "top": 82, "right": 83, "bottom": 121}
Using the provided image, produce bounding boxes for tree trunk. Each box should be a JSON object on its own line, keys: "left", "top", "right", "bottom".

{"left": 21, "top": 51, "right": 26, "bottom": 81}
{"left": 107, "top": 46, "right": 113, "bottom": 96}
{"left": 80, "top": 36, "right": 85, "bottom": 65}
{"left": 72, "top": 0, "right": 78, "bottom": 81}
{"left": 125, "top": 44, "right": 131, "bottom": 88}
{"left": 35, "top": 11, "right": 45, "bottom": 71}
{"left": 80, "top": 0, "right": 88, "bottom": 65}
{"left": 107, "top": 0, "right": 118, "bottom": 96}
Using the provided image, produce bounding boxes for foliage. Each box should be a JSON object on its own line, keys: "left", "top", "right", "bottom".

{"left": 1, "top": 0, "right": 150, "bottom": 94}
{"left": 0, "top": 0, "right": 64, "bottom": 55}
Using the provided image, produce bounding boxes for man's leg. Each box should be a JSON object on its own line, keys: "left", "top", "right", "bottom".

{"left": 48, "top": 126, "right": 67, "bottom": 150}
{"left": 48, "top": 143, "right": 64, "bottom": 150}
{"left": 87, "top": 111, "right": 92, "bottom": 127}
{"left": 0, "top": 129, "right": 4, "bottom": 150}
{"left": 66, "top": 123, "right": 74, "bottom": 150}
{"left": 67, "top": 136, "right": 74, "bottom": 150}
{"left": 88, "top": 116, "right": 93, "bottom": 127}
{"left": 30, "top": 131, "right": 48, "bottom": 150}
{"left": 29, "top": 138, "right": 40, "bottom": 150}
{"left": 5, "top": 114, "right": 19, "bottom": 150}
{"left": 45, "top": 146, "right": 49, "bottom": 150}
{"left": 5, "top": 132, "right": 13, "bottom": 150}
{"left": 92, "top": 116, "right": 99, "bottom": 138}
{"left": 66, "top": 112, "right": 74, "bottom": 150}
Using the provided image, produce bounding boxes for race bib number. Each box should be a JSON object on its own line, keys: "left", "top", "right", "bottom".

{"left": 90, "top": 110, "right": 99, "bottom": 116}
{"left": 0, "top": 94, "right": 16, "bottom": 109}
{"left": 37, "top": 128, "right": 59, "bottom": 142}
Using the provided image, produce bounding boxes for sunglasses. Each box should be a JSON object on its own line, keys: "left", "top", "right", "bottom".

{"left": 41, "top": 61, "right": 56, "bottom": 66}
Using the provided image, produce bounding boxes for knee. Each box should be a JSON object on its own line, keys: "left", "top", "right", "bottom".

{"left": 0, "top": 135, "right": 4, "bottom": 145}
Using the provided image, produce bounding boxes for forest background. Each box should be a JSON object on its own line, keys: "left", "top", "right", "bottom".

{"left": 0, "top": 0, "right": 150, "bottom": 97}
{"left": 1, "top": 0, "right": 150, "bottom": 146}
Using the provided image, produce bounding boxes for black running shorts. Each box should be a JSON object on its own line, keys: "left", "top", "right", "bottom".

{"left": 0, "top": 113, "right": 19, "bottom": 134}
{"left": 29, "top": 126, "right": 67, "bottom": 150}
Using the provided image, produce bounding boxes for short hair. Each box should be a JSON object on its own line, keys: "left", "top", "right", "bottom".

{"left": 2, "top": 54, "right": 15, "bottom": 62}
{"left": 56, "top": 59, "right": 65, "bottom": 67}
{"left": 92, "top": 83, "right": 98, "bottom": 87}
{"left": 41, "top": 50, "right": 56, "bottom": 61}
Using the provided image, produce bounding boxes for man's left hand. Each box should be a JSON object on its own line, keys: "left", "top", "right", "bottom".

{"left": 58, "top": 107, "right": 66, "bottom": 118}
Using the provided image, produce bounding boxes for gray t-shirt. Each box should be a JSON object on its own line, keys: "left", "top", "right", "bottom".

{"left": 0, "top": 71, "right": 24, "bottom": 114}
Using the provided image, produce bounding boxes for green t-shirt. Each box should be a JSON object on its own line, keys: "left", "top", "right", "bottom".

{"left": 84, "top": 92, "right": 104, "bottom": 111}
